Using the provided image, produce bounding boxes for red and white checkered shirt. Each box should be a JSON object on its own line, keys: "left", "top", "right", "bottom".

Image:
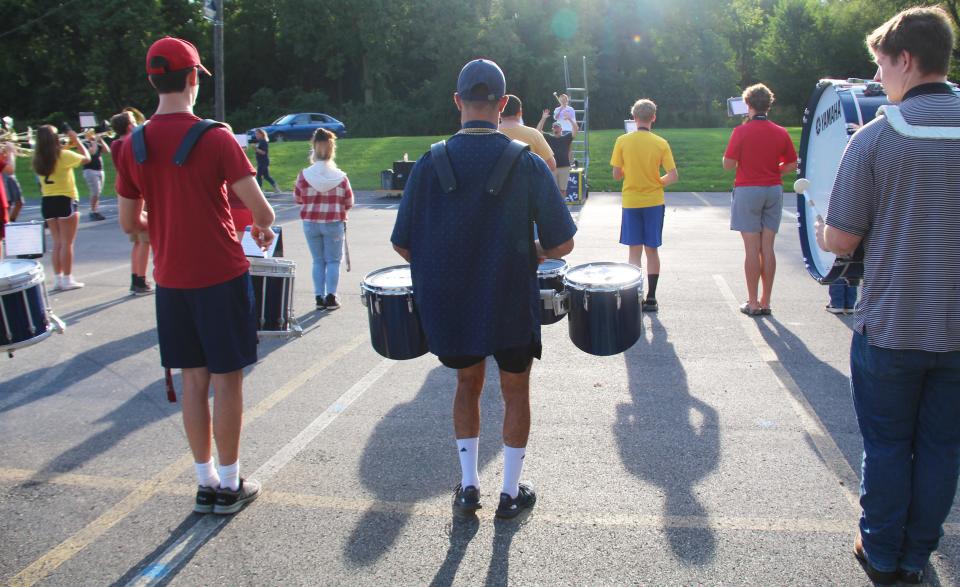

{"left": 294, "top": 172, "right": 354, "bottom": 222}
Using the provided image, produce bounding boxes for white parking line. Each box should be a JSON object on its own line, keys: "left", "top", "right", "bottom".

{"left": 125, "top": 357, "right": 396, "bottom": 586}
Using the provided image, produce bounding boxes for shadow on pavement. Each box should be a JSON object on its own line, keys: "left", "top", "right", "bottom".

{"left": 753, "top": 317, "right": 861, "bottom": 472}
{"left": 109, "top": 513, "right": 229, "bottom": 587}
{"left": 615, "top": 315, "right": 719, "bottom": 564}
{"left": 483, "top": 515, "right": 526, "bottom": 587}
{"left": 428, "top": 515, "right": 481, "bottom": 587}
{"left": 344, "top": 364, "right": 503, "bottom": 567}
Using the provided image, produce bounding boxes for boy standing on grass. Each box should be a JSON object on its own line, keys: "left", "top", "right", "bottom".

{"left": 610, "top": 98, "right": 678, "bottom": 312}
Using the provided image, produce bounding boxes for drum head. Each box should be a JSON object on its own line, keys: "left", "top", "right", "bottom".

{"left": 537, "top": 258, "right": 567, "bottom": 277}
{"left": 564, "top": 262, "right": 643, "bottom": 291}
{"left": 0, "top": 259, "right": 43, "bottom": 289}
{"left": 797, "top": 80, "right": 888, "bottom": 281}
{"left": 363, "top": 265, "right": 413, "bottom": 294}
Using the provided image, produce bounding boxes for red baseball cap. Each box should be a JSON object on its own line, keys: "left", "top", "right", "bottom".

{"left": 145, "top": 37, "right": 211, "bottom": 76}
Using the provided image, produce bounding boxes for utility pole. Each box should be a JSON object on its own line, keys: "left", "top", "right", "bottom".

{"left": 214, "top": 0, "right": 225, "bottom": 122}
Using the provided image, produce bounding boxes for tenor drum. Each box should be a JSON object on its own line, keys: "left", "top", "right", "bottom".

{"left": 563, "top": 262, "right": 644, "bottom": 356}
{"left": 796, "top": 79, "right": 889, "bottom": 284}
{"left": 537, "top": 259, "right": 567, "bottom": 325}
{"left": 361, "top": 265, "right": 428, "bottom": 360}
{"left": 0, "top": 259, "right": 65, "bottom": 356}
{"left": 249, "top": 258, "right": 301, "bottom": 337}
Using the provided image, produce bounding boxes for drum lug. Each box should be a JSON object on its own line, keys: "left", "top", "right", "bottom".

{"left": 374, "top": 297, "right": 381, "bottom": 315}
{"left": 583, "top": 291, "right": 589, "bottom": 312}
{"left": 360, "top": 286, "right": 368, "bottom": 307}
{"left": 553, "top": 290, "right": 570, "bottom": 315}
{"left": 615, "top": 289, "right": 621, "bottom": 310}
{"left": 407, "top": 295, "right": 414, "bottom": 314}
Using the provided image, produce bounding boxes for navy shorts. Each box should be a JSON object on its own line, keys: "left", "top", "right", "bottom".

{"left": 620, "top": 205, "right": 665, "bottom": 247}
{"left": 156, "top": 272, "right": 258, "bottom": 374}
{"left": 438, "top": 340, "right": 543, "bottom": 374}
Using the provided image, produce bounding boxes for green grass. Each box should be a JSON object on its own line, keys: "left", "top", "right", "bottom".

{"left": 12, "top": 127, "right": 802, "bottom": 199}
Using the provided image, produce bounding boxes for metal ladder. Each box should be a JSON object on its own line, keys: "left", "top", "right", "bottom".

{"left": 562, "top": 55, "right": 589, "bottom": 177}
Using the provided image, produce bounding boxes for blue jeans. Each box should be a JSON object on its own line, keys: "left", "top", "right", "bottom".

{"left": 828, "top": 280, "right": 858, "bottom": 309}
{"left": 302, "top": 221, "right": 344, "bottom": 297}
{"left": 850, "top": 331, "right": 960, "bottom": 572}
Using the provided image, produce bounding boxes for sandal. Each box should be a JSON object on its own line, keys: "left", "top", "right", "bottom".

{"left": 760, "top": 307, "right": 772, "bottom": 315}
{"left": 739, "top": 302, "right": 763, "bottom": 316}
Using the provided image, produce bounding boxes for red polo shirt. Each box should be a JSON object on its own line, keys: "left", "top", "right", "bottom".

{"left": 115, "top": 113, "right": 255, "bottom": 288}
{"left": 724, "top": 119, "right": 797, "bottom": 187}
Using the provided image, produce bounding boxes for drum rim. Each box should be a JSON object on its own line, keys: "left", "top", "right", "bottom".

{"left": 563, "top": 262, "right": 644, "bottom": 292}
{"left": 362, "top": 264, "right": 413, "bottom": 295}
{"left": 537, "top": 258, "right": 568, "bottom": 278}
{"left": 0, "top": 259, "right": 44, "bottom": 290}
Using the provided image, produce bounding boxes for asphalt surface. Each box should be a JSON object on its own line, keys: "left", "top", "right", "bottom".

{"left": 1, "top": 191, "right": 958, "bottom": 586}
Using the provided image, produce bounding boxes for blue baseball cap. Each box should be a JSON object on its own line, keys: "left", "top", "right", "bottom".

{"left": 456, "top": 59, "right": 506, "bottom": 102}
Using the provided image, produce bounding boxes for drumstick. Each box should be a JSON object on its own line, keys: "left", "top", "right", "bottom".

{"left": 343, "top": 222, "right": 351, "bottom": 272}
{"left": 793, "top": 178, "right": 825, "bottom": 222}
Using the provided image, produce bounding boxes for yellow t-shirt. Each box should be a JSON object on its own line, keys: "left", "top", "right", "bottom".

{"left": 40, "top": 149, "right": 85, "bottom": 199}
{"left": 500, "top": 125, "right": 555, "bottom": 164}
{"left": 610, "top": 130, "right": 676, "bottom": 208}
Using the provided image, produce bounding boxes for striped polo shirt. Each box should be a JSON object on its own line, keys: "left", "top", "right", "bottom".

{"left": 826, "top": 83, "right": 960, "bottom": 352}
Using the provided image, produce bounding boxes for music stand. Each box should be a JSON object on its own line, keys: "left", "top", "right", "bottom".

{"left": 79, "top": 112, "right": 98, "bottom": 129}
{"left": 241, "top": 226, "right": 283, "bottom": 258}
{"left": 4, "top": 221, "right": 46, "bottom": 259}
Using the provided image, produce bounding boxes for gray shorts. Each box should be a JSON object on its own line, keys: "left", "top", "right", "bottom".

{"left": 3, "top": 174, "right": 22, "bottom": 204}
{"left": 730, "top": 185, "right": 783, "bottom": 233}
{"left": 83, "top": 169, "right": 104, "bottom": 198}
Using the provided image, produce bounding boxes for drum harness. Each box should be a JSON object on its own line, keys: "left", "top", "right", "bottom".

{"left": 131, "top": 119, "right": 231, "bottom": 403}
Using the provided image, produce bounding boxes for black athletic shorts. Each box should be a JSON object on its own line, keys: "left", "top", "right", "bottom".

{"left": 41, "top": 195, "right": 78, "bottom": 219}
{"left": 438, "top": 340, "right": 542, "bottom": 374}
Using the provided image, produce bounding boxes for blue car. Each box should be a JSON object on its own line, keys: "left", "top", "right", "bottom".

{"left": 247, "top": 113, "right": 346, "bottom": 142}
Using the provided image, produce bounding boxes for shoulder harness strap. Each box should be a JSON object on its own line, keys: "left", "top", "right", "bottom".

{"left": 131, "top": 124, "right": 148, "bottom": 164}
{"left": 878, "top": 105, "right": 960, "bottom": 139}
{"left": 430, "top": 140, "right": 456, "bottom": 193}
{"left": 485, "top": 140, "right": 530, "bottom": 196}
{"left": 173, "top": 119, "right": 228, "bottom": 166}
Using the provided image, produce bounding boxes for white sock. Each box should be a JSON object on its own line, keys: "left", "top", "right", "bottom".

{"left": 194, "top": 458, "right": 220, "bottom": 488}
{"left": 55, "top": 274, "right": 63, "bottom": 287}
{"left": 501, "top": 445, "right": 526, "bottom": 499}
{"left": 457, "top": 437, "right": 480, "bottom": 489}
{"left": 219, "top": 460, "right": 240, "bottom": 491}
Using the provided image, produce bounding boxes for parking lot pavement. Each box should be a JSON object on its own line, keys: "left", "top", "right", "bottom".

{"left": 1, "top": 192, "right": 957, "bottom": 586}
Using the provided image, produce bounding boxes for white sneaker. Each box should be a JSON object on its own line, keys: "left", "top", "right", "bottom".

{"left": 61, "top": 276, "right": 85, "bottom": 291}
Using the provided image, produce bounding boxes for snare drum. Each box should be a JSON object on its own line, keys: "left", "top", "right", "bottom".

{"left": 537, "top": 259, "right": 567, "bottom": 325}
{"left": 796, "top": 79, "right": 888, "bottom": 284}
{"left": 562, "top": 262, "right": 644, "bottom": 356}
{"left": 360, "top": 265, "right": 428, "bottom": 360}
{"left": 0, "top": 259, "right": 65, "bottom": 355}
{"left": 249, "top": 258, "right": 301, "bottom": 337}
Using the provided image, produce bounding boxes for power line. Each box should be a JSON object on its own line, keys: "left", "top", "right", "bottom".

{"left": 0, "top": 0, "right": 85, "bottom": 40}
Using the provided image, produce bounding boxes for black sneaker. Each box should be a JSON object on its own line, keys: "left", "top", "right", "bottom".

{"left": 642, "top": 298, "right": 658, "bottom": 312}
{"left": 324, "top": 294, "right": 341, "bottom": 310}
{"left": 213, "top": 477, "right": 261, "bottom": 514}
{"left": 495, "top": 482, "right": 536, "bottom": 519}
{"left": 89, "top": 211, "right": 106, "bottom": 221}
{"left": 131, "top": 283, "right": 154, "bottom": 296}
{"left": 316, "top": 295, "right": 327, "bottom": 310}
{"left": 452, "top": 483, "right": 481, "bottom": 516}
{"left": 194, "top": 485, "right": 217, "bottom": 514}
{"left": 898, "top": 569, "right": 924, "bottom": 585}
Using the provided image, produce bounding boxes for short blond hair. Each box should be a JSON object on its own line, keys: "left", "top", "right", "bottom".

{"left": 742, "top": 83, "right": 774, "bottom": 113}
{"left": 631, "top": 99, "right": 657, "bottom": 122}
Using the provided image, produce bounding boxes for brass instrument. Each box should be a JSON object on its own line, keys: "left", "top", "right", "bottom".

{"left": 123, "top": 106, "right": 146, "bottom": 125}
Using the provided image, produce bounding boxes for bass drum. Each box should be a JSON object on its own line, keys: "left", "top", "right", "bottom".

{"left": 796, "top": 79, "right": 887, "bottom": 284}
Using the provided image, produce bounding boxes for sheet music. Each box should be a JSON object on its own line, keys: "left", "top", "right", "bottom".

{"left": 4, "top": 222, "right": 45, "bottom": 257}
{"left": 240, "top": 226, "right": 281, "bottom": 258}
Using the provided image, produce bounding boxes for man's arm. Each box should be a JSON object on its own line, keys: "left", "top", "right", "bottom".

{"left": 538, "top": 238, "right": 574, "bottom": 260}
{"left": 393, "top": 244, "right": 411, "bottom": 262}
{"left": 118, "top": 196, "right": 147, "bottom": 234}
{"left": 536, "top": 109, "right": 549, "bottom": 132}
{"left": 780, "top": 161, "right": 798, "bottom": 175}
{"left": 232, "top": 175, "right": 276, "bottom": 249}
{"left": 612, "top": 166, "right": 624, "bottom": 181}
{"left": 661, "top": 168, "right": 679, "bottom": 187}
{"left": 722, "top": 157, "right": 738, "bottom": 171}
{"left": 570, "top": 118, "right": 579, "bottom": 138}
{"left": 816, "top": 220, "right": 862, "bottom": 257}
